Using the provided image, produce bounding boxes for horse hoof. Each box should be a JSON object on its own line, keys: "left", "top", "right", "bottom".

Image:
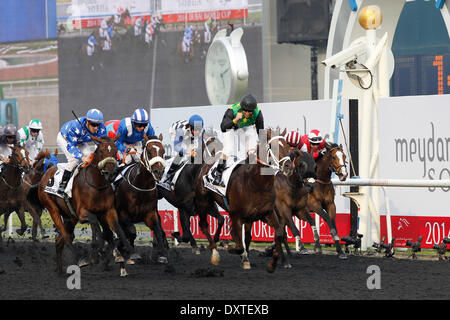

{"left": 241, "top": 261, "right": 251, "bottom": 270}
{"left": 283, "top": 263, "right": 292, "bottom": 269}
{"left": 130, "top": 253, "right": 142, "bottom": 260}
{"left": 78, "top": 259, "right": 89, "bottom": 268}
{"left": 120, "top": 267, "right": 128, "bottom": 277}
{"left": 266, "top": 263, "right": 275, "bottom": 273}
{"left": 211, "top": 249, "right": 220, "bottom": 266}
{"left": 16, "top": 229, "right": 26, "bottom": 236}
{"left": 157, "top": 256, "right": 168, "bottom": 264}
{"left": 115, "top": 256, "right": 125, "bottom": 263}
{"left": 299, "top": 248, "right": 310, "bottom": 255}
{"left": 126, "top": 259, "right": 135, "bottom": 265}
{"left": 192, "top": 248, "right": 201, "bottom": 255}
{"left": 338, "top": 253, "right": 348, "bottom": 260}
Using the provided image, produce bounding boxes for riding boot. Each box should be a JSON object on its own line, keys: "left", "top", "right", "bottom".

{"left": 57, "top": 169, "right": 72, "bottom": 195}
{"left": 213, "top": 160, "right": 226, "bottom": 187}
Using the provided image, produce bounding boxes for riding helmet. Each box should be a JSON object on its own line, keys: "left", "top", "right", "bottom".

{"left": 131, "top": 108, "right": 149, "bottom": 124}
{"left": 240, "top": 94, "right": 257, "bottom": 112}
{"left": 4, "top": 123, "right": 17, "bottom": 137}
{"left": 188, "top": 114, "right": 204, "bottom": 128}
{"left": 86, "top": 108, "right": 104, "bottom": 123}
{"left": 308, "top": 129, "right": 323, "bottom": 145}
{"left": 29, "top": 119, "right": 42, "bottom": 130}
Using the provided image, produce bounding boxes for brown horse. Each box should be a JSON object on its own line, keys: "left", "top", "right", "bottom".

{"left": 22, "top": 149, "right": 58, "bottom": 241}
{"left": 29, "top": 135, "right": 132, "bottom": 275}
{"left": 114, "top": 134, "right": 169, "bottom": 263}
{"left": 195, "top": 128, "right": 294, "bottom": 272}
{"left": 306, "top": 143, "right": 348, "bottom": 259}
{"left": 0, "top": 146, "right": 32, "bottom": 239}
{"left": 272, "top": 149, "right": 317, "bottom": 267}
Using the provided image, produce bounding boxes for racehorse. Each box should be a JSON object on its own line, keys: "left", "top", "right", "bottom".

{"left": 157, "top": 132, "right": 224, "bottom": 254}
{"left": 306, "top": 143, "right": 348, "bottom": 259}
{"left": 177, "top": 38, "right": 195, "bottom": 64}
{"left": 28, "top": 135, "right": 133, "bottom": 275}
{"left": 271, "top": 149, "right": 317, "bottom": 267}
{"left": 22, "top": 149, "right": 58, "bottom": 241}
{"left": 194, "top": 128, "right": 294, "bottom": 272}
{"left": 0, "top": 146, "right": 32, "bottom": 240}
{"left": 114, "top": 134, "right": 169, "bottom": 263}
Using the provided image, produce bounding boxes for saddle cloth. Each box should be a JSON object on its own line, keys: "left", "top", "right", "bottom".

{"left": 44, "top": 163, "right": 79, "bottom": 199}
{"left": 203, "top": 156, "right": 244, "bottom": 197}
{"left": 111, "top": 163, "right": 135, "bottom": 191}
{"left": 157, "top": 157, "right": 188, "bottom": 191}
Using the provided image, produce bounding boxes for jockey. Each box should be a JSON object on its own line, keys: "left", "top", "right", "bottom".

{"left": 87, "top": 32, "right": 99, "bottom": 57}
{"left": 56, "top": 108, "right": 107, "bottom": 195}
{"left": 134, "top": 17, "right": 143, "bottom": 37}
{"left": 145, "top": 20, "right": 154, "bottom": 45}
{"left": 163, "top": 115, "right": 204, "bottom": 189}
{"left": 213, "top": 94, "right": 264, "bottom": 187}
{"left": 182, "top": 26, "right": 193, "bottom": 53}
{"left": 114, "top": 7, "right": 124, "bottom": 25}
{"left": 18, "top": 119, "right": 44, "bottom": 163}
{"left": 0, "top": 124, "right": 20, "bottom": 165}
{"left": 115, "top": 108, "right": 155, "bottom": 165}
{"left": 105, "top": 119, "right": 120, "bottom": 139}
{"left": 204, "top": 17, "right": 212, "bottom": 44}
{"left": 286, "top": 129, "right": 327, "bottom": 160}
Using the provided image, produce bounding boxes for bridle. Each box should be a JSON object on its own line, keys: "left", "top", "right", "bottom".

{"left": 82, "top": 143, "right": 118, "bottom": 190}
{"left": 141, "top": 139, "right": 166, "bottom": 181}
{"left": 256, "top": 135, "right": 291, "bottom": 172}
{"left": 316, "top": 146, "right": 347, "bottom": 184}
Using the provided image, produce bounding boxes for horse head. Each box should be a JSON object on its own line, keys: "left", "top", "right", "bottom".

{"left": 90, "top": 135, "right": 120, "bottom": 182}
{"left": 262, "top": 128, "right": 293, "bottom": 177}
{"left": 324, "top": 143, "right": 348, "bottom": 181}
{"left": 142, "top": 133, "right": 166, "bottom": 181}
{"left": 9, "top": 145, "right": 32, "bottom": 173}
{"left": 290, "top": 149, "right": 317, "bottom": 191}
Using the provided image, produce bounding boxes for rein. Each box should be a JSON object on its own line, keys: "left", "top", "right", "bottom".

{"left": 124, "top": 163, "right": 157, "bottom": 192}
{"left": 317, "top": 146, "right": 346, "bottom": 184}
{"left": 140, "top": 139, "right": 166, "bottom": 181}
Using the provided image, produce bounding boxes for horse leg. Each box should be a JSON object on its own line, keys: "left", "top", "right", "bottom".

{"left": 325, "top": 203, "right": 347, "bottom": 259}
{"left": 198, "top": 210, "right": 220, "bottom": 266}
{"left": 54, "top": 215, "right": 78, "bottom": 274}
{"left": 240, "top": 222, "right": 252, "bottom": 270}
{"left": 145, "top": 211, "right": 168, "bottom": 264}
{"left": 208, "top": 203, "right": 224, "bottom": 244}
{"left": 103, "top": 208, "right": 132, "bottom": 276}
{"left": 264, "top": 211, "right": 283, "bottom": 273}
{"left": 16, "top": 207, "right": 28, "bottom": 236}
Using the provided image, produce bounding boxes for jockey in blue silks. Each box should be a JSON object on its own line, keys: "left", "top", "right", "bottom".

{"left": 162, "top": 114, "right": 204, "bottom": 189}
{"left": 115, "top": 108, "right": 155, "bottom": 165}
{"left": 56, "top": 108, "right": 107, "bottom": 194}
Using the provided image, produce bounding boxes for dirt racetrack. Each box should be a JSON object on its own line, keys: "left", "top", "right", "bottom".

{"left": 0, "top": 237, "right": 448, "bottom": 302}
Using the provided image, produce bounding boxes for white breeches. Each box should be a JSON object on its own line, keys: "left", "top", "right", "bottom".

{"left": 57, "top": 132, "right": 96, "bottom": 171}
{"left": 222, "top": 125, "right": 258, "bottom": 158}
{"left": 182, "top": 38, "right": 191, "bottom": 53}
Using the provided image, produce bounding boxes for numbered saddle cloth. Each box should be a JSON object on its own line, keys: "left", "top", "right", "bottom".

{"left": 44, "top": 163, "right": 79, "bottom": 199}
{"left": 203, "top": 156, "right": 244, "bottom": 197}
{"left": 111, "top": 163, "right": 136, "bottom": 191}
{"left": 157, "top": 156, "right": 188, "bottom": 191}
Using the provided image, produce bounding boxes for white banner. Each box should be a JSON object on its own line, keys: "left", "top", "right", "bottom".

{"left": 70, "top": 0, "right": 150, "bottom": 17}
{"left": 161, "top": 0, "right": 248, "bottom": 13}
{"left": 379, "top": 94, "right": 450, "bottom": 216}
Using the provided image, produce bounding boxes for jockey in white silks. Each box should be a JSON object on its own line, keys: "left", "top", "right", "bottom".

{"left": 18, "top": 119, "right": 44, "bottom": 164}
{"left": 182, "top": 26, "right": 193, "bottom": 53}
{"left": 134, "top": 17, "right": 143, "bottom": 37}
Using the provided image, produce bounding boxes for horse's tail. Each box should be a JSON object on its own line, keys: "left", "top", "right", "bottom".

{"left": 27, "top": 184, "right": 43, "bottom": 210}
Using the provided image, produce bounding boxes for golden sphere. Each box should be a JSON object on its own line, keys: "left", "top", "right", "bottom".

{"left": 358, "top": 5, "right": 383, "bottom": 30}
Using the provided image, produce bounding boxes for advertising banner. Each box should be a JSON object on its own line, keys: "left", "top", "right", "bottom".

{"left": 378, "top": 94, "right": 450, "bottom": 247}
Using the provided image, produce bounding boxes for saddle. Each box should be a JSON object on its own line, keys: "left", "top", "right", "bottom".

{"left": 157, "top": 157, "right": 188, "bottom": 191}
{"left": 44, "top": 163, "right": 80, "bottom": 199}
{"left": 203, "top": 156, "right": 244, "bottom": 197}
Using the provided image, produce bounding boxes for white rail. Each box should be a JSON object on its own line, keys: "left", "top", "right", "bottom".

{"left": 331, "top": 178, "right": 450, "bottom": 188}
{"left": 0, "top": 78, "right": 58, "bottom": 89}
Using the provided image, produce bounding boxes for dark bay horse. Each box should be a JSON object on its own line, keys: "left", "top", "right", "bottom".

{"left": 195, "top": 128, "right": 294, "bottom": 272}
{"left": 22, "top": 149, "right": 58, "bottom": 241}
{"left": 114, "top": 134, "right": 169, "bottom": 263}
{"left": 28, "top": 135, "right": 132, "bottom": 275}
{"left": 158, "top": 134, "right": 224, "bottom": 254}
{"left": 272, "top": 149, "right": 317, "bottom": 267}
{"left": 0, "top": 146, "right": 32, "bottom": 240}
{"left": 306, "top": 143, "right": 348, "bottom": 259}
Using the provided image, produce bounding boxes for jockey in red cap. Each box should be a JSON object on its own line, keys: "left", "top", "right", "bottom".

{"left": 286, "top": 129, "right": 327, "bottom": 160}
